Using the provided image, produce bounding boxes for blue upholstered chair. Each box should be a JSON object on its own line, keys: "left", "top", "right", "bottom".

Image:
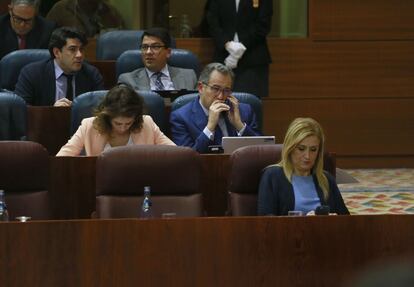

{"left": 0, "top": 92, "right": 26, "bottom": 140}
{"left": 0, "top": 49, "right": 50, "bottom": 91}
{"left": 171, "top": 92, "right": 263, "bottom": 131}
{"left": 70, "top": 90, "right": 107, "bottom": 135}
{"left": 96, "top": 30, "right": 176, "bottom": 60}
{"left": 71, "top": 90, "right": 167, "bottom": 135}
{"left": 115, "top": 49, "right": 200, "bottom": 79}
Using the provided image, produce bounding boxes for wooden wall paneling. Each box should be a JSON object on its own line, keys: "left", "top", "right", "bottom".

{"left": 268, "top": 38, "right": 414, "bottom": 99}
{"left": 262, "top": 97, "right": 414, "bottom": 168}
{"left": 309, "top": 0, "right": 414, "bottom": 40}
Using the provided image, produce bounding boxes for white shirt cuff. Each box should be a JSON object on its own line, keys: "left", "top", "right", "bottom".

{"left": 203, "top": 127, "right": 214, "bottom": 141}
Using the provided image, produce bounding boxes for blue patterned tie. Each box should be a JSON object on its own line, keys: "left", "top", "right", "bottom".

{"left": 154, "top": 72, "right": 165, "bottom": 90}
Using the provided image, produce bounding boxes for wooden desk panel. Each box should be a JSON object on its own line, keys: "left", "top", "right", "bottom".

{"left": 1, "top": 216, "right": 414, "bottom": 287}
{"left": 26, "top": 106, "right": 71, "bottom": 156}
{"left": 50, "top": 157, "right": 97, "bottom": 219}
{"left": 49, "top": 155, "right": 230, "bottom": 219}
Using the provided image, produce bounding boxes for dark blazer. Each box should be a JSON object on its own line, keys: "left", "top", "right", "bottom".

{"left": 15, "top": 59, "right": 104, "bottom": 106}
{"left": 170, "top": 96, "right": 261, "bottom": 153}
{"left": 0, "top": 14, "right": 56, "bottom": 59}
{"left": 258, "top": 166, "right": 350, "bottom": 216}
{"left": 206, "top": 0, "right": 272, "bottom": 67}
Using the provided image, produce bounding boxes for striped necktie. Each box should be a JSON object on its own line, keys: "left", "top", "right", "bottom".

{"left": 154, "top": 72, "right": 165, "bottom": 90}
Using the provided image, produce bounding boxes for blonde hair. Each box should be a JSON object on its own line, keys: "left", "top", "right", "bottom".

{"left": 278, "top": 117, "right": 329, "bottom": 200}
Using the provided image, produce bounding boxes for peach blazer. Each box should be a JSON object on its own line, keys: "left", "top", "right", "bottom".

{"left": 56, "top": 116, "right": 175, "bottom": 156}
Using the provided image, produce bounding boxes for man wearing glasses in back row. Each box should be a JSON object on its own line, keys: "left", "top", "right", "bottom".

{"left": 0, "top": 0, "right": 56, "bottom": 59}
{"left": 117, "top": 27, "right": 197, "bottom": 91}
{"left": 170, "top": 62, "right": 261, "bottom": 153}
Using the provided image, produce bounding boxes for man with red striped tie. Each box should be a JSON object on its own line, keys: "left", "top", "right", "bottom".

{"left": 0, "top": 0, "right": 56, "bottom": 59}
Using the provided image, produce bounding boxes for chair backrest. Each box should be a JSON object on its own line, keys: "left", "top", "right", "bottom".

{"left": 0, "top": 141, "right": 50, "bottom": 219}
{"left": 71, "top": 90, "right": 106, "bottom": 134}
{"left": 171, "top": 92, "right": 263, "bottom": 131}
{"left": 0, "top": 49, "right": 50, "bottom": 91}
{"left": 228, "top": 145, "right": 336, "bottom": 216}
{"left": 71, "top": 90, "right": 167, "bottom": 134}
{"left": 95, "top": 145, "right": 203, "bottom": 218}
{"left": 0, "top": 92, "right": 27, "bottom": 140}
{"left": 116, "top": 49, "right": 200, "bottom": 79}
{"left": 96, "top": 30, "right": 176, "bottom": 60}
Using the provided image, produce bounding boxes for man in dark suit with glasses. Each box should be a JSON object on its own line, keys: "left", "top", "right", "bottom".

{"left": 0, "top": 0, "right": 56, "bottom": 59}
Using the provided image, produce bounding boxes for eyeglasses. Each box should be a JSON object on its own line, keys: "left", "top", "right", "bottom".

{"left": 140, "top": 44, "right": 166, "bottom": 53}
{"left": 9, "top": 9, "right": 34, "bottom": 26}
{"left": 203, "top": 83, "right": 232, "bottom": 97}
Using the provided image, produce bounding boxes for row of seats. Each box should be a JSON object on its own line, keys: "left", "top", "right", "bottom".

{"left": 0, "top": 48, "right": 200, "bottom": 91}
{"left": 0, "top": 141, "right": 336, "bottom": 220}
{"left": 0, "top": 91, "right": 263, "bottom": 140}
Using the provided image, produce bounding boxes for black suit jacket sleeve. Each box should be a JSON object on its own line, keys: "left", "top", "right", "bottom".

{"left": 78, "top": 62, "right": 105, "bottom": 93}
{"left": 15, "top": 63, "right": 37, "bottom": 105}
{"left": 258, "top": 166, "right": 350, "bottom": 216}
{"left": 325, "top": 172, "right": 350, "bottom": 215}
{"left": 206, "top": 0, "right": 273, "bottom": 65}
{"left": 206, "top": 0, "right": 273, "bottom": 49}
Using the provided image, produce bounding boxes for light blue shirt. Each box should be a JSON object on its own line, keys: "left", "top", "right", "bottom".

{"left": 54, "top": 60, "right": 75, "bottom": 102}
{"left": 292, "top": 174, "right": 320, "bottom": 214}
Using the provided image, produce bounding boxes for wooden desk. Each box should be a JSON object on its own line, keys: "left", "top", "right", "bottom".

{"left": 1, "top": 216, "right": 414, "bottom": 287}
{"left": 50, "top": 154, "right": 230, "bottom": 219}
{"left": 27, "top": 106, "right": 71, "bottom": 155}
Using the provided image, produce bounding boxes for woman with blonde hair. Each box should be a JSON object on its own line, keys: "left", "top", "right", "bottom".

{"left": 257, "top": 117, "right": 349, "bottom": 216}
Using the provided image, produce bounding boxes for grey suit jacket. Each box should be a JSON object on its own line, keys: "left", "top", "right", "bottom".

{"left": 117, "top": 66, "right": 197, "bottom": 91}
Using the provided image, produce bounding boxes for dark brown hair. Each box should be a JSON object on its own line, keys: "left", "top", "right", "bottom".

{"left": 93, "top": 85, "right": 144, "bottom": 135}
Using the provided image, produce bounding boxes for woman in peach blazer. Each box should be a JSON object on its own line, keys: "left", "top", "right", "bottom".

{"left": 57, "top": 85, "right": 174, "bottom": 156}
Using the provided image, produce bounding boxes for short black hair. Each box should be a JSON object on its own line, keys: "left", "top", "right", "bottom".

{"left": 141, "top": 27, "right": 171, "bottom": 48}
{"left": 48, "top": 27, "right": 88, "bottom": 58}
